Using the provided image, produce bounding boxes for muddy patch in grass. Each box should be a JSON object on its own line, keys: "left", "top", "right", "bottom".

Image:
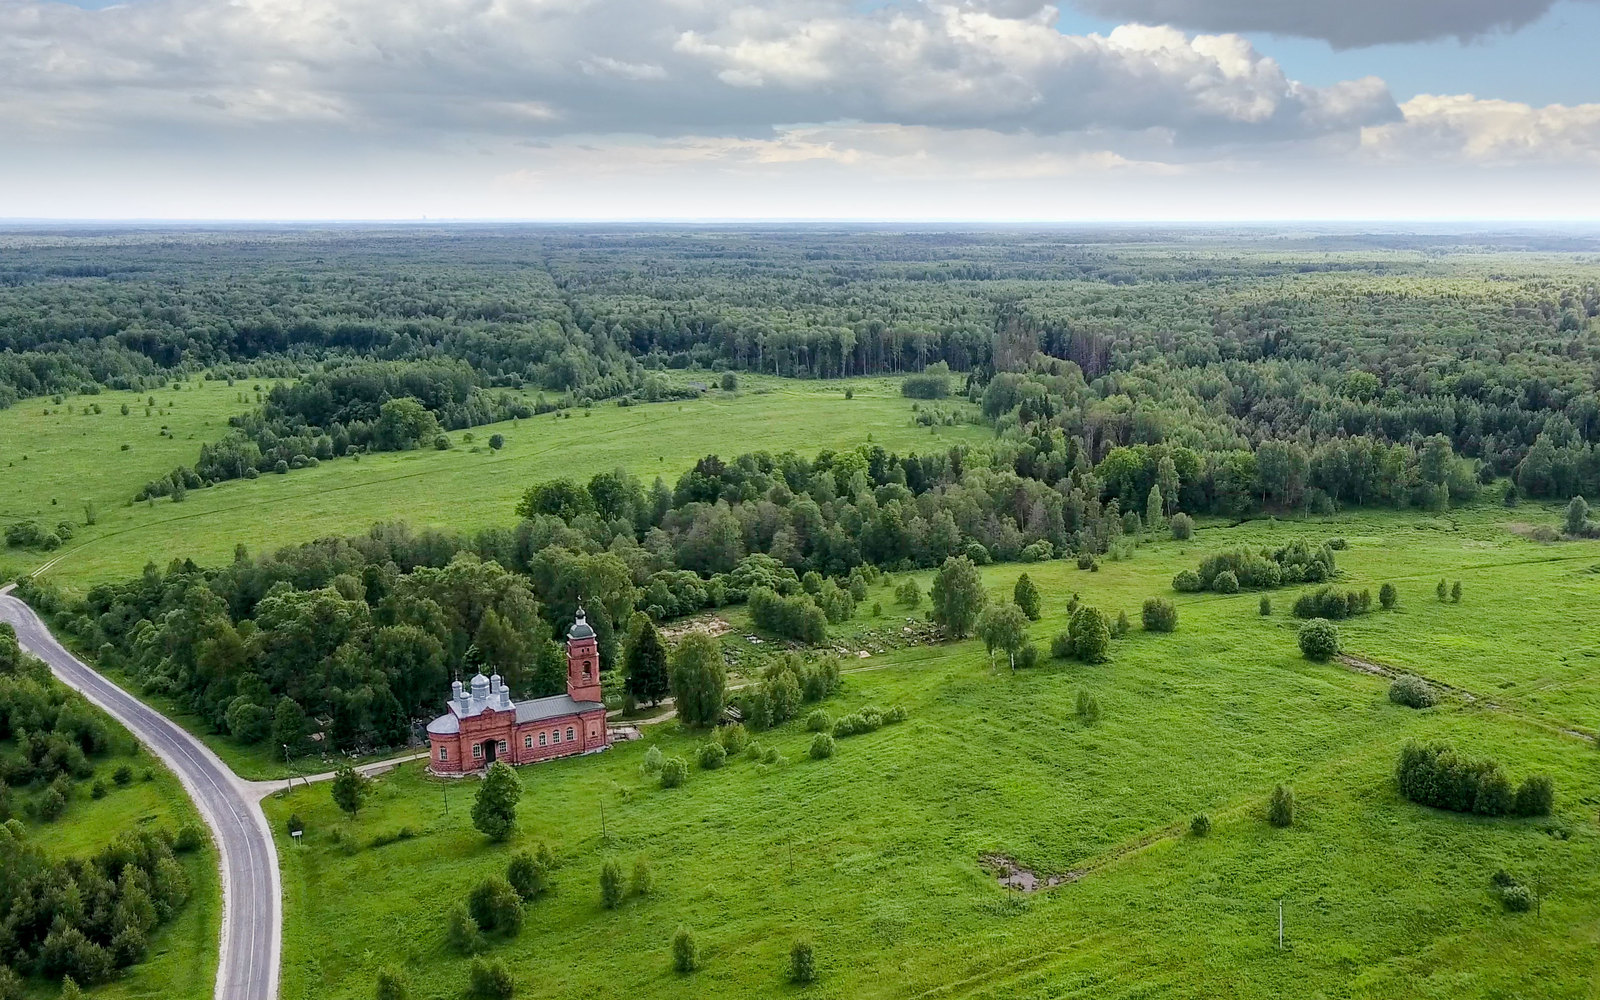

{"left": 981, "top": 853, "right": 1076, "bottom": 892}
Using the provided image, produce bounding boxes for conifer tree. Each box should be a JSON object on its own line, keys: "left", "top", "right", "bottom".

{"left": 472, "top": 762, "right": 522, "bottom": 842}
{"left": 623, "top": 619, "right": 671, "bottom": 707}
{"left": 1012, "top": 573, "right": 1042, "bottom": 621}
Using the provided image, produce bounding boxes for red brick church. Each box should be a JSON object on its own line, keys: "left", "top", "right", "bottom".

{"left": 426, "top": 608, "right": 611, "bottom": 774}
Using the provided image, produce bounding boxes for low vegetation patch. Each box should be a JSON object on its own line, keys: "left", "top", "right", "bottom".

{"left": 1396, "top": 741, "right": 1554, "bottom": 817}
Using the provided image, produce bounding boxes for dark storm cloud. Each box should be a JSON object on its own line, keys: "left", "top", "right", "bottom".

{"left": 1072, "top": 0, "right": 1589, "bottom": 48}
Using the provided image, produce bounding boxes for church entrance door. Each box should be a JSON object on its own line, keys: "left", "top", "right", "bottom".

{"left": 482, "top": 740, "right": 497, "bottom": 764}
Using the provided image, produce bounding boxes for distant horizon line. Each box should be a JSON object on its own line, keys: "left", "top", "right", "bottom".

{"left": 3, "top": 217, "right": 1600, "bottom": 230}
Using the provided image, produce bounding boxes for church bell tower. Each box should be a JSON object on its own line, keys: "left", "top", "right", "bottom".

{"left": 566, "top": 607, "right": 603, "bottom": 704}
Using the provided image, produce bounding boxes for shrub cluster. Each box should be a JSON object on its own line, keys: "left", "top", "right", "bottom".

{"left": 731, "top": 654, "right": 841, "bottom": 731}
{"left": 1396, "top": 741, "right": 1554, "bottom": 817}
{"left": 1388, "top": 674, "right": 1437, "bottom": 709}
{"left": 1052, "top": 606, "right": 1111, "bottom": 663}
{"left": 1141, "top": 598, "right": 1177, "bottom": 632}
{"left": 1176, "top": 540, "right": 1338, "bottom": 593}
{"left": 748, "top": 586, "right": 829, "bottom": 644}
{"left": 0, "top": 824, "right": 192, "bottom": 984}
{"left": 1491, "top": 870, "right": 1534, "bottom": 912}
{"left": 831, "top": 704, "right": 907, "bottom": 738}
{"left": 1291, "top": 586, "right": 1371, "bottom": 620}
{"left": 1296, "top": 619, "right": 1340, "bottom": 660}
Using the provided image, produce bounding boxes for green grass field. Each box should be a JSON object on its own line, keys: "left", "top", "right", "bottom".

{"left": 5, "top": 702, "right": 220, "bottom": 1000}
{"left": 259, "top": 505, "right": 1600, "bottom": 1000}
{"left": 0, "top": 376, "right": 983, "bottom": 592}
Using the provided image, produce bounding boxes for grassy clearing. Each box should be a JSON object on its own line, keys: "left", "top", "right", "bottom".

{"left": 261, "top": 506, "right": 1600, "bottom": 1000}
{"left": 5, "top": 702, "right": 220, "bottom": 1000}
{"left": 2, "top": 375, "right": 983, "bottom": 591}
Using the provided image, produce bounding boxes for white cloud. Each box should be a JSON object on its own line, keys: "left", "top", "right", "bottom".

{"left": 1364, "top": 95, "right": 1600, "bottom": 164}
{"left": 0, "top": 0, "right": 1393, "bottom": 145}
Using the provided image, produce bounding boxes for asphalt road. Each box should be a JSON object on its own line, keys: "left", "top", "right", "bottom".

{"left": 0, "top": 587, "right": 280, "bottom": 1000}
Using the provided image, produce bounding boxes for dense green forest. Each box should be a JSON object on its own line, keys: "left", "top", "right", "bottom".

{"left": 6, "top": 224, "right": 1600, "bottom": 754}
{"left": 3, "top": 226, "right": 1599, "bottom": 508}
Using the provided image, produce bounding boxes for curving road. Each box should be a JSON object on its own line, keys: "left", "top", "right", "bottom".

{"left": 0, "top": 586, "right": 280, "bottom": 1000}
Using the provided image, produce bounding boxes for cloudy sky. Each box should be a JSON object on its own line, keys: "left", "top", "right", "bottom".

{"left": 4, "top": 0, "right": 1598, "bottom": 220}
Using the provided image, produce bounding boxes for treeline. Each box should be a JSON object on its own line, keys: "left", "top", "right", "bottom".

{"left": 135, "top": 360, "right": 533, "bottom": 500}
{"left": 16, "top": 544, "right": 595, "bottom": 756}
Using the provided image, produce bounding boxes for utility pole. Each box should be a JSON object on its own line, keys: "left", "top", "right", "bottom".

{"left": 1277, "top": 900, "right": 1284, "bottom": 950}
{"left": 282, "top": 744, "right": 291, "bottom": 794}
{"left": 600, "top": 797, "right": 607, "bottom": 840}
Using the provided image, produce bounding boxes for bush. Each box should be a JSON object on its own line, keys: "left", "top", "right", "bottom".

{"left": 1268, "top": 784, "right": 1295, "bottom": 827}
{"left": 660, "top": 755, "right": 688, "bottom": 788}
{"left": 1076, "top": 552, "right": 1098, "bottom": 572}
{"left": 698, "top": 742, "right": 726, "bottom": 770}
{"left": 809, "top": 733, "right": 835, "bottom": 759}
{"left": 1500, "top": 884, "right": 1534, "bottom": 912}
{"left": 790, "top": 937, "right": 817, "bottom": 984}
{"left": 1451, "top": 581, "right": 1462, "bottom": 603}
{"left": 714, "top": 723, "right": 749, "bottom": 755}
{"left": 1514, "top": 774, "right": 1555, "bottom": 817}
{"left": 1259, "top": 595, "right": 1271, "bottom": 616}
{"left": 1292, "top": 585, "right": 1370, "bottom": 620}
{"left": 1068, "top": 606, "right": 1111, "bottom": 663}
{"left": 1436, "top": 578, "right": 1448, "bottom": 601}
{"left": 642, "top": 745, "right": 664, "bottom": 775}
{"left": 1388, "top": 674, "right": 1437, "bottom": 709}
{"left": 672, "top": 925, "right": 699, "bottom": 973}
{"left": 174, "top": 823, "right": 206, "bottom": 852}
{"left": 374, "top": 968, "right": 411, "bottom": 1000}
{"left": 507, "top": 852, "right": 548, "bottom": 902}
{"left": 1211, "top": 570, "right": 1239, "bottom": 594}
{"left": 1141, "top": 598, "right": 1177, "bottom": 632}
{"left": 469, "top": 958, "right": 515, "bottom": 999}
{"left": 1170, "top": 513, "right": 1193, "bottom": 540}
{"left": 1050, "top": 631, "right": 1074, "bottom": 659}
{"left": 805, "top": 709, "right": 832, "bottom": 732}
{"left": 113, "top": 764, "right": 134, "bottom": 786}
{"left": 1379, "top": 582, "right": 1398, "bottom": 609}
{"left": 468, "top": 877, "right": 524, "bottom": 937}
{"left": 1112, "top": 610, "right": 1130, "bottom": 637}
{"left": 600, "top": 860, "right": 624, "bottom": 909}
{"left": 1297, "top": 619, "right": 1340, "bottom": 660}
{"left": 1190, "top": 813, "right": 1211, "bottom": 837}
{"left": 1172, "top": 569, "right": 1203, "bottom": 592}
{"left": 630, "top": 858, "right": 653, "bottom": 897}
{"left": 1076, "top": 689, "right": 1101, "bottom": 724}
{"left": 447, "top": 902, "right": 484, "bottom": 954}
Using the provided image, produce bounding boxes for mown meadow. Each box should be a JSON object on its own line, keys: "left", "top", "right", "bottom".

{"left": 261, "top": 505, "right": 1600, "bottom": 1000}
{"left": 0, "top": 375, "right": 983, "bottom": 591}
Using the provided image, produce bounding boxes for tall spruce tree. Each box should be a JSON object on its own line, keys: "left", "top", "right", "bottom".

{"left": 624, "top": 619, "right": 671, "bottom": 707}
